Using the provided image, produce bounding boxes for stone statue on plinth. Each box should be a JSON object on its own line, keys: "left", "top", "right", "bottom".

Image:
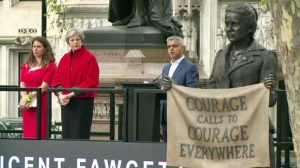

{"left": 108, "top": 0, "right": 183, "bottom": 38}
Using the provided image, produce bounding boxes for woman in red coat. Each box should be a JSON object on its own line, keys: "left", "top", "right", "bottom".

{"left": 19, "top": 36, "right": 57, "bottom": 139}
{"left": 52, "top": 28, "right": 100, "bottom": 139}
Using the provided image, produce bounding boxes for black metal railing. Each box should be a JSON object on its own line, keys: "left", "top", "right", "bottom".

{"left": 0, "top": 86, "right": 295, "bottom": 167}
{"left": 275, "top": 89, "right": 293, "bottom": 168}
{"left": 0, "top": 85, "right": 42, "bottom": 139}
{"left": 133, "top": 89, "right": 166, "bottom": 142}
{"left": 46, "top": 87, "right": 126, "bottom": 140}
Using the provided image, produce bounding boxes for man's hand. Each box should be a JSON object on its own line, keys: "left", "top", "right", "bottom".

{"left": 263, "top": 74, "right": 276, "bottom": 89}
{"left": 162, "top": 76, "right": 177, "bottom": 91}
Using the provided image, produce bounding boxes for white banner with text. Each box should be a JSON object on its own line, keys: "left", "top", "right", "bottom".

{"left": 167, "top": 83, "right": 270, "bottom": 168}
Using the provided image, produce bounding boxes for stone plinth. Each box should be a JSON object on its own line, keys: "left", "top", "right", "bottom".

{"left": 84, "top": 26, "right": 167, "bottom": 49}
{"left": 84, "top": 26, "right": 170, "bottom": 86}
{"left": 84, "top": 26, "right": 204, "bottom": 86}
{"left": 91, "top": 48, "right": 169, "bottom": 86}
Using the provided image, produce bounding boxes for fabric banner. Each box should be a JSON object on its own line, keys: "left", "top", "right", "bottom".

{"left": 167, "top": 83, "right": 270, "bottom": 168}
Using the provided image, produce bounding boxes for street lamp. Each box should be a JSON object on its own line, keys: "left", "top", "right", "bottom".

{"left": 42, "top": 0, "right": 47, "bottom": 37}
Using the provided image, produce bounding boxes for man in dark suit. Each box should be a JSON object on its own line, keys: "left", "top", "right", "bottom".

{"left": 160, "top": 36, "right": 199, "bottom": 142}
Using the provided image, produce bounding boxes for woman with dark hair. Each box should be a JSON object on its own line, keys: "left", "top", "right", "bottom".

{"left": 52, "top": 28, "right": 100, "bottom": 140}
{"left": 19, "top": 36, "right": 57, "bottom": 139}
{"left": 207, "top": 3, "right": 277, "bottom": 167}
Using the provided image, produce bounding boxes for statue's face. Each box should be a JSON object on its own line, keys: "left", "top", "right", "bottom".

{"left": 225, "top": 12, "right": 251, "bottom": 43}
{"left": 167, "top": 40, "right": 185, "bottom": 61}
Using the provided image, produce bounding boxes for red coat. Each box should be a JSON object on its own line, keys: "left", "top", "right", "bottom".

{"left": 52, "top": 45, "right": 100, "bottom": 98}
{"left": 21, "top": 62, "right": 57, "bottom": 139}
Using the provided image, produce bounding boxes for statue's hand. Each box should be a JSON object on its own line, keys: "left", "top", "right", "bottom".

{"left": 263, "top": 74, "right": 276, "bottom": 89}
{"left": 162, "top": 76, "right": 177, "bottom": 91}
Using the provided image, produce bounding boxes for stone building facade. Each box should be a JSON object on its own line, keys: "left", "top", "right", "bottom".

{"left": 0, "top": 0, "right": 276, "bottom": 123}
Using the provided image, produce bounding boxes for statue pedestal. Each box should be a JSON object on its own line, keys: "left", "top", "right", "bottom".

{"left": 83, "top": 26, "right": 202, "bottom": 86}
{"left": 84, "top": 26, "right": 169, "bottom": 86}
{"left": 84, "top": 26, "right": 166, "bottom": 49}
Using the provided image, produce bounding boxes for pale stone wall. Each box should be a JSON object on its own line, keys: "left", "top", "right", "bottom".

{"left": 0, "top": 1, "right": 41, "bottom": 37}
{"left": 0, "top": 1, "right": 41, "bottom": 117}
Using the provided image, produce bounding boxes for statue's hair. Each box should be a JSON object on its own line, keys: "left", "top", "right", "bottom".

{"left": 65, "top": 28, "right": 85, "bottom": 44}
{"left": 225, "top": 2, "right": 258, "bottom": 38}
{"left": 166, "top": 36, "right": 185, "bottom": 46}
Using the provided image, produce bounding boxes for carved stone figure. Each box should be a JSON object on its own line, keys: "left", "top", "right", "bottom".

{"left": 257, "top": 5, "right": 276, "bottom": 50}
{"left": 108, "top": 0, "right": 183, "bottom": 37}
{"left": 216, "top": 26, "right": 227, "bottom": 50}
{"left": 180, "top": 11, "right": 198, "bottom": 57}
{"left": 181, "top": 12, "right": 191, "bottom": 49}
{"left": 190, "top": 20, "right": 197, "bottom": 54}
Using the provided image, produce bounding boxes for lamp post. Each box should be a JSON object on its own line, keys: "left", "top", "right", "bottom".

{"left": 42, "top": 0, "right": 47, "bottom": 37}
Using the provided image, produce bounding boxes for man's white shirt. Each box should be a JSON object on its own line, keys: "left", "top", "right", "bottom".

{"left": 168, "top": 55, "right": 185, "bottom": 78}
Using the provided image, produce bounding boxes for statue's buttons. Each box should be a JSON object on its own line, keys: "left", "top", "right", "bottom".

{"left": 242, "top": 57, "right": 247, "bottom": 61}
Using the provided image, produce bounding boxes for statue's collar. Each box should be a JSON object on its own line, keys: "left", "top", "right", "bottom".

{"left": 224, "top": 40, "right": 265, "bottom": 54}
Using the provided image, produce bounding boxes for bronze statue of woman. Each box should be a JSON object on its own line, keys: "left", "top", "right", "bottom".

{"left": 207, "top": 3, "right": 277, "bottom": 168}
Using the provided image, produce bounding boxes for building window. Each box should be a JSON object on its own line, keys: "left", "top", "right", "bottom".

{"left": 18, "top": 52, "right": 28, "bottom": 82}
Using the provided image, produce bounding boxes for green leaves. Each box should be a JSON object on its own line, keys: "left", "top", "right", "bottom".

{"left": 260, "top": 0, "right": 270, "bottom": 5}
{"left": 46, "top": 0, "right": 67, "bottom": 38}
